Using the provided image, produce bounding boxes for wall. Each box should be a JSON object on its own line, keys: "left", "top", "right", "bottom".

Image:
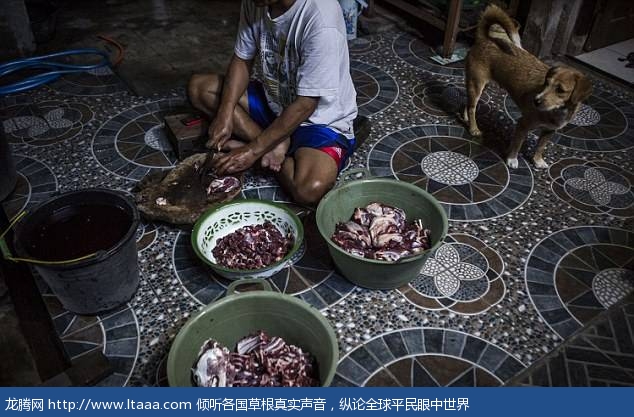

{"left": 522, "top": 0, "right": 584, "bottom": 58}
{"left": 0, "top": 0, "right": 36, "bottom": 60}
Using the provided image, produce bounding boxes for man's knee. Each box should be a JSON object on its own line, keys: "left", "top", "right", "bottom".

{"left": 187, "top": 73, "right": 223, "bottom": 107}
{"left": 187, "top": 74, "right": 204, "bottom": 103}
{"left": 292, "top": 178, "right": 334, "bottom": 206}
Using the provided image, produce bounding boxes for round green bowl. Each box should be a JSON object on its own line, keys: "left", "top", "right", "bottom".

{"left": 167, "top": 279, "right": 339, "bottom": 387}
{"left": 191, "top": 199, "right": 304, "bottom": 279}
{"left": 316, "top": 178, "right": 448, "bottom": 289}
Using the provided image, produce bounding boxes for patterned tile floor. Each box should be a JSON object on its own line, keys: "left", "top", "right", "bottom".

{"left": 509, "top": 293, "right": 634, "bottom": 387}
{"left": 1, "top": 31, "right": 633, "bottom": 387}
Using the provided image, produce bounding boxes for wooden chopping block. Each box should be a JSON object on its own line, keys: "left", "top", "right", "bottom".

{"left": 133, "top": 153, "right": 244, "bottom": 225}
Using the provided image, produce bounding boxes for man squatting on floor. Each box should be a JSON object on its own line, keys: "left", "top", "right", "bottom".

{"left": 188, "top": 0, "right": 358, "bottom": 205}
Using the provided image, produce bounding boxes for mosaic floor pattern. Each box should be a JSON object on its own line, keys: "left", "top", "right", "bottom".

{"left": 1, "top": 30, "right": 633, "bottom": 386}
{"left": 351, "top": 60, "right": 398, "bottom": 117}
{"left": 392, "top": 33, "right": 464, "bottom": 77}
{"left": 1, "top": 100, "right": 93, "bottom": 146}
{"left": 399, "top": 233, "right": 506, "bottom": 315}
{"left": 92, "top": 98, "right": 189, "bottom": 181}
{"left": 526, "top": 226, "right": 634, "bottom": 339}
{"left": 50, "top": 67, "right": 130, "bottom": 97}
{"left": 367, "top": 125, "right": 533, "bottom": 221}
{"left": 511, "top": 294, "right": 634, "bottom": 386}
{"left": 1, "top": 155, "right": 58, "bottom": 219}
{"left": 411, "top": 81, "right": 492, "bottom": 118}
{"left": 42, "top": 286, "right": 139, "bottom": 387}
{"left": 549, "top": 159, "right": 634, "bottom": 218}
{"left": 334, "top": 328, "right": 525, "bottom": 386}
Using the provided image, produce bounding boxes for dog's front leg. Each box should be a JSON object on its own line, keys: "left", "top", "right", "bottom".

{"left": 506, "top": 118, "right": 530, "bottom": 169}
{"left": 533, "top": 130, "right": 555, "bottom": 169}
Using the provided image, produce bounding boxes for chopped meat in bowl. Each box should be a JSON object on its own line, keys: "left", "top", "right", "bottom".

{"left": 331, "top": 202, "right": 432, "bottom": 262}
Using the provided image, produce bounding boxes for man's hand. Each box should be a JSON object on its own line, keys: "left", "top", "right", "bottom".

{"left": 206, "top": 113, "right": 233, "bottom": 151}
{"left": 212, "top": 145, "right": 259, "bottom": 175}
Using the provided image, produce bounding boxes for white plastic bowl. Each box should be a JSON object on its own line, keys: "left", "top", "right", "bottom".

{"left": 191, "top": 199, "right": 304, "bottom": 279}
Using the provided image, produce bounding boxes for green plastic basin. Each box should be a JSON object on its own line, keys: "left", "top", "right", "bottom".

{"left": 167, "top": 280, "right": 338, "bottom": 387}
{"left": 316, "top": 178, "right": 448, "bottom": 289}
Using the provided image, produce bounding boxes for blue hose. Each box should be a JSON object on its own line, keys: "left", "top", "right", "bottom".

{"left": 0, "top": 48, "right": 111, "bottom": 96}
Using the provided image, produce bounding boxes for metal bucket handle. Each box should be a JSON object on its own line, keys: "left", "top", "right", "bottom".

{"left": 226, "top": 278, "right": 273, "bottom": 296}
{"left": 1, "top": 201, "right": 126, "bottom": 265}
{"left": 1, "top": 210, "right": 102, "bottom": 265}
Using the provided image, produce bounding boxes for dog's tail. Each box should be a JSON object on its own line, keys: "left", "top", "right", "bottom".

{"left": 476, "top": 4, "right": 522, "bottom": 55}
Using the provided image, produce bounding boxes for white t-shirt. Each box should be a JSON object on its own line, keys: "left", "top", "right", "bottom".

{"left": 234, "top": 0, "right": 358, "bottom": 138}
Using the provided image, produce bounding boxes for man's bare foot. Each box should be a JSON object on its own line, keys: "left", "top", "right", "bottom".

{"left": 261, "top": 138, "right": 290, "bottom": 172}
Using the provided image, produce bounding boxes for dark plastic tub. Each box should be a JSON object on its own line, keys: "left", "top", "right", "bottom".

{"left": 0, "top": 129, "right": 17, "bottom": 201}
{"left": 13, "top": 188, "right": 140, "bottom": 314}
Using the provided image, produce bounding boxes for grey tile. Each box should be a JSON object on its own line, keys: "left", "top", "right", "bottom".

{"left": 462, "top": 336, "right": 487, "bottom": 364}
{"left": 610, "top": 309, "right": 634, "bottom": 354}
{"left": 478, "top": 345, "right": 508, "bottom": 373}
{"left": 494, "top": 357, "right": 525, "bottom": 382}
{"left": 530, "top": 364, "right": 551, "bottom": 386}
{"left": 349, "top": 346, "right": 382, "bottom": 374}
{"left": 423, "top": 329, "right": 443, "bottom": 354}
{"left": 384, "top": 332, "right": 408, "bottom": 358}
{"left": 443, "top": 331, "right": 466, "bottom": 357}
{"left": 587, "top": 365, "right": 634, "bottom": 384}
{"left": 566, "top": 361, "right": 589, "bottom": 387}
{"left": 104, "top": 338, "right": 137, "bottom": 357}
{"left": 576, "top": 48, "right": 634, "bottom": 84}
{"left": 337, "top": 358, "right": 370, "bottom": 386}
{"left": 401, "top": 329, "right": 425, "bottom": 355}
{"left": 365, "top": 337, "right": 395, "bottom": 365}
{"left": 547, "top": 351, "right": 569, "bottom": 387}
{"left": 604, "top": 38, "right": 634, "bottom": 56}
{"left": 412, "top": 359, "right": 440, "bottom": 387}
{"left": 565, "top": 346, "right": 615, "bottom": 366}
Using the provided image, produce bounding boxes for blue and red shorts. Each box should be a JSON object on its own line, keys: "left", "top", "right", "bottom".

{"left": 247, "top": 81, "right": 355, "bottom": 171}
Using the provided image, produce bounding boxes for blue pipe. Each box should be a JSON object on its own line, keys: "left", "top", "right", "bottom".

{"left": 0, "top": 48, "right": 111, "bottom": 96}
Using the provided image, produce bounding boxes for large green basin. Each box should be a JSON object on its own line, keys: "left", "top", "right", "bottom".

{"left": 167, "top": 280, "right": 338, "bottom": 387}
{"left": 316, "top": 178, "right": 448, "bottom": 289}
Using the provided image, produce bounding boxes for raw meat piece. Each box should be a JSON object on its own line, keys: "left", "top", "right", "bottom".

{"left": 212, "top": 221, "right": 293, "bottom": 270}
{"left": 192, "top": 340, "right": 235, "bottom": 387}
{"left": 192, "top": 331, "right": 319, "bottom": 387}
{"left": 353, "top": 207, "right": 372, "bottom": 226}
{"left": 368, "top": 214, "right": 399, "bottom": 244}
{"left": 331, "top": 202, "right": 432, "bottom": 261}
{"left": 207, "top": 176, "right": 240, "bottom": 195}
{"left": 374, "top": 249, "right": 411, "bottom": 262}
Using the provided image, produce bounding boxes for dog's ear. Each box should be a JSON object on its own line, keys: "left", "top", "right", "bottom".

{"left": 511, "top": 18, "right": 521, "bottom": 31}
{"left": 570, "top": 73, "right": 593, "bottom": 105}
{"left": 545, "top": 66, "right": 560, "bottom": 83}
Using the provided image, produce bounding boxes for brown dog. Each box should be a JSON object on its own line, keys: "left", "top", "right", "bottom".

{"left": 463, "top": 5, "right": 593, "bottom": 169}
